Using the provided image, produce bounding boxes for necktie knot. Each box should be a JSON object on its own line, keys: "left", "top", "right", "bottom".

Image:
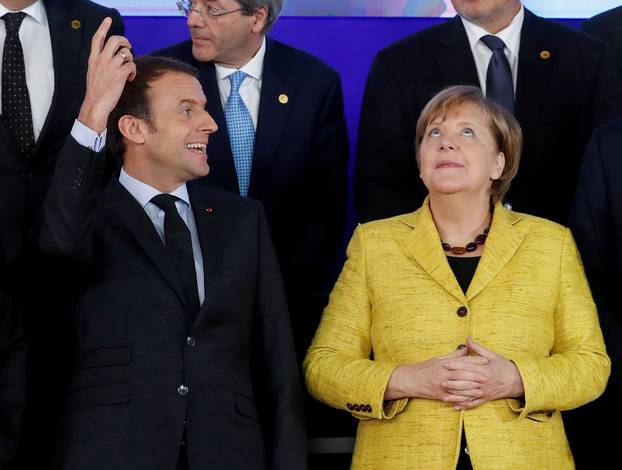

{"left": 2, "top": 12, "right": 26, "bottom": 35}
{"left": 229, "top": 70, "right": 247, "bottom": 94}
{"left": 151, "top": 194, "right": 180, "bottom": 213}
{"left": 480, "top": 34, "right": 506, "bottom": 52}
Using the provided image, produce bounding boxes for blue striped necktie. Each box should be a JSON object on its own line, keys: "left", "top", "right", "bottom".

{"left": 224, "top": 70, "right": 255, "bottom": 197}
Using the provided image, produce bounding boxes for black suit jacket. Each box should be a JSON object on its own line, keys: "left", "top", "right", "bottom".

{"left": 40, "top": 137, "right": 306, "bottom": 470}
{"left": 0, "top": 2, "right": 124, "bottom": 468}
{"left": 0, "top": 0, "right": 124, "bottom": 270}
{"left": 568, "top": 119, "right": 622, "bottom": 468}
{"left": 583, "top": 6, "right": 622, "bottom": 79}
{"left": 154, "top": 38, "right": 349, "bottom": 302}
{"left": 355, "top": 10, "right": 622, "bottom": 224}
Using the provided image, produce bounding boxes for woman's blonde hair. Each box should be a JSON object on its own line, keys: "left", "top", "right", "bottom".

{"left": 415, "top": 85, "right": 523, "bottom": 204}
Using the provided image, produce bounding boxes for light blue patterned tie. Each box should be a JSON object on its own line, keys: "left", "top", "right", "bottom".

{"left": 224, "top": 71, "right": 255, "bottom": 197}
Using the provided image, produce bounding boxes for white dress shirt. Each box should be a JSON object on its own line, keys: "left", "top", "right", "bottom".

{"left": 461, "top": 6, "right": 524, "bottom": 97}
{"left": 0, "top": 0, "right": 54, "bottom": 141}
{"left": 214, "top": 36, "right": 266, "bottom": 130}
{"left": 118, "top": 169, "right": 206, "bottom": 306}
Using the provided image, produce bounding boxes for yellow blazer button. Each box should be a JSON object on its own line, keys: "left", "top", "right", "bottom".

{"left": 278, "top": 94, "right": 289, "bottom": 104}
{"left": 540, "top": 50, "right": 551, "bottom": 60}
{"left": 71, "top": 19, "right": 81, "bottom": 30}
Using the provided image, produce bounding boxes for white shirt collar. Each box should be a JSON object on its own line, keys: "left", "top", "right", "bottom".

{"left": 215, "top": 36, "right": 266, "bottom": 82}
{"left": 461, "top": 5, "right": 524, "bottom": 57}
{"left": 119, "top": 168, "right": 191, "bottom": 209}
{"left": 0, "top": 0, "right": 46, "bottom": 25}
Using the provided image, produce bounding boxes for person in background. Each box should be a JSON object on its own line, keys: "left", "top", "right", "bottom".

{"left": 569, "top": 118, "right": 622, "bottom": 469}
{"left": 0, "top": 1, "right": 124, "bottom": 467}
{"left": 582, "top": 6, "right": 622, "bottom": 79}
{"left": 355, "top": 0, "right": 622, "bottom": 226}
{"left": 305, "top": 86, "right": 610, "bottom": 470}
{"left": 155, "top": 1, "right": 350, "bottom": 464}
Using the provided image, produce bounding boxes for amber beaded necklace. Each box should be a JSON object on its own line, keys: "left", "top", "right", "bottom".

{"left": 441, "top": 227, "right": 489, "bottom": 255}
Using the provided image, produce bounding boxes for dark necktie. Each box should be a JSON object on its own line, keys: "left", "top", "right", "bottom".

{"left": 2, "top": 12, "right": 35, "bottom": 159}
{"left": 480, "top": 34, "right": 514, "bottom": 114}
{"left": 151, "top": 194, "right": 200, "bottom": 324}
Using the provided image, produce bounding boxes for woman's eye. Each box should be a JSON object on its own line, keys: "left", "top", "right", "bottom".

{"left": 429, "top": 128, "right": 441, "bottom": 137}
{"left": 461, "top": 128, "right": 475, "bottom": 136}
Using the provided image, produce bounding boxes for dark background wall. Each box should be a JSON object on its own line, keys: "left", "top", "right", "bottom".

{"left": 124, "top": 16, "right": 583, "bottom": 236}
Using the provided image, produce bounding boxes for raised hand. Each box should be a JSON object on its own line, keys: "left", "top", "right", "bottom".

{"left": 77, "top": 17, "right": 137, "bottom": 133}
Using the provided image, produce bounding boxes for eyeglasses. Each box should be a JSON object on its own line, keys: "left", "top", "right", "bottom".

{"left": 176, "top": 1, "right": 247, "bottom": 19}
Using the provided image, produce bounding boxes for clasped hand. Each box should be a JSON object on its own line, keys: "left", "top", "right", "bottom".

{"left": 385, "top": 337, "right": 524, "bottom": 410}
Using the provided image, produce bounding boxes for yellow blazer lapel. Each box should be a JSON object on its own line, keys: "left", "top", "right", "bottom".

{"left": 400, "top": 198, "right": 465, "bottom": 303}
{"left": 466, "top": 203, "right": 524, "bottom": 301}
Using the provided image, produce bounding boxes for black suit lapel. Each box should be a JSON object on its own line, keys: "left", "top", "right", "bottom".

{"left": 198, "top": 61, "right": 240, "bottom": 192}
{"left": 435, "top": 17, "right": 480, "bottom": 89}
{"left": 187, "top": 184, "right": 224, "bottom": 331}
{"left": 250, "top": 38, "right": 292, "bottom": 199}
{"left": 102, "top": 180, "right": 191, "bottom": 312}
{"left": 35, "top": 0, "right": 82, "bottom": 154}
{"left": 515, "top": 10, "right": 555, "bottom": 157}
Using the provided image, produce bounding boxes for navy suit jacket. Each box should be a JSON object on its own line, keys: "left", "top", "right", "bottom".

{"left": 355, "top": 10, "right": 622, "bottom": 224}
{"left": 154, "top": 37, "right": 349, "bottom": 301}
{"left": 568, "top": 119, "right": 622, "bottom": 468}
{"left": 40, "top": 137, "right": 306, "bottom": 470}
{"left": 0, "top": 2, "right": 124, "bottom": 467}
{"left": 582, "top": 6, "right": 622, "bottom": 80}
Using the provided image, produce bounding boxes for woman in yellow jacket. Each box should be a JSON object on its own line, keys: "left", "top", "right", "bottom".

{"left": 304, "top": 86, "right": 610, "bottom": 470}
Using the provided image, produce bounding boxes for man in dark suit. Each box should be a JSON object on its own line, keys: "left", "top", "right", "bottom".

{"left": 154, "top": 0, "right": 349, "bottom": 359}
{"left": 0, "top": 1, "right": 124, "bottom": 467}
{"left": 355, "top": 0, "right": 622, "bottom": 225}
{"left": 569, "top": 120, "right": 622, "bottom": 468}
{"left": 40, "top": 20, "right": 306, "bottom": 470}
{"left": 583, "top": 6, "right": 622, "bottom": 79}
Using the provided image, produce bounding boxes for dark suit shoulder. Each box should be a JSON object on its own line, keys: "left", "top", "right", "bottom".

{"left": 46, "top": 0, "right": 120, "bottom": 16}
{"left": 583, "top": 6, "right": 622, "bottom": 33}
{"left": 374, "top": 17, "right": 462, "bottom": 64}
{"left": 527, "top": 12, "right": 610, "bottom": 54}
{"left": 152, "top": 40, "right": 197, "bottom": 65}
{"left": 265, "top": 37, "right": 339, "bottom": 80}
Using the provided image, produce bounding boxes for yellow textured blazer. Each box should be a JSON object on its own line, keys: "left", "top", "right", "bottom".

{"left": 304, "top": 200, "right": 610, "bottom": 470}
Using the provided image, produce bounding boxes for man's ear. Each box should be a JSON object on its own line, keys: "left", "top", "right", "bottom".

{"left": 118, "top": 115, "right": 146, "bottom": 145}
{"left": 250, "top": 7, "right": 268, "bottom": 33}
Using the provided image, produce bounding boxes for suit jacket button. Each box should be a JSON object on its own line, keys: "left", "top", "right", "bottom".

{"left": 457, "top": 306, "right": 468, "bottom": 317}
{"left": 346, "top": 403, "right": 354, "bottom": 410}
{"left": 186, "top": 337, "right": 196, "bottom": 347}
{"left": 353, "top": 404, "right": 361, "bottom": 411}
{"left": 366, "top": 405, "right": 373, "bottom": 412}
{"left": 177, "top": 385, "right": 189, "bottom": 396}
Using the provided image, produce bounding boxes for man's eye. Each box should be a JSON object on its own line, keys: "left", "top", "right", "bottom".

{"left": 429, "top": 128, "right": 441, "bottom": 137}
{"left": 182, "top": 108, "right": 192, "bottom": 116}
{"left": 461, "top": 128, "right": 475, "bottom": 136}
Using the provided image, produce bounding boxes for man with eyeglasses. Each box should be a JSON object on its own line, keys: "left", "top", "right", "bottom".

{"left": 155, "top": 1, "right": 349, "bottom": 367}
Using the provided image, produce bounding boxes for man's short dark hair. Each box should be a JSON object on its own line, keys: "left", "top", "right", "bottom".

{"left": 107, "top": 56, "right": 199, "bottom": 157}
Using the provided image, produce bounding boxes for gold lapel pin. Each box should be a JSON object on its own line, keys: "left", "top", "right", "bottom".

{"left": 278, "top": 94, "right": 288, "bottom": 104}
{"left": 206, "top": 207, "right": 214, "bottom": 213}
{"left": 540, "top": 50, "right": 551, "bottom": 60}
{"left": 71, "top": 19, "right": 81, "bottom": 30}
